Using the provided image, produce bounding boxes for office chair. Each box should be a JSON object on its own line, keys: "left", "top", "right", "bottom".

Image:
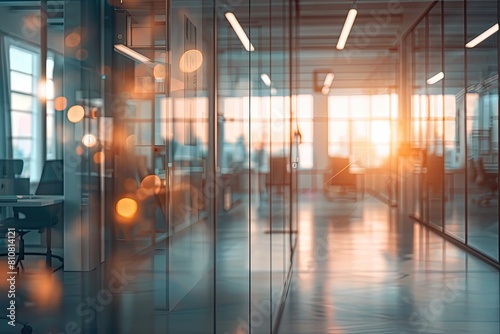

{"left": 426, "top": 154, "right": 444, "bottom": 198}
{"left": 470, "top": 157, "right": 498, "bottom": 207}
{"left": 0, "top": 317, "right": 33, "bottom": 333}
{"left": 323, "top": 157, "right": 357, "bottom": 201}
{"left": 0, "top": 160, "right": 64, "bottom": 271}
{"left": 0, "top": 159, "right": 24, "bottom": 178}
{"left": 266, "top": 156, "right": 290, "bottom": 194}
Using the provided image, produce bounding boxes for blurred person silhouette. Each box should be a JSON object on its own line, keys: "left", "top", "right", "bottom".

{"left": 231, "top": 135, "right": 247, "bottom": 170}
{"left": 252, "top": 136, "right": 269, "bottom": 200}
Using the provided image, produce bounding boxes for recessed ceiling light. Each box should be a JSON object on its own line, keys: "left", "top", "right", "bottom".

{"left": 225, "top": 12, "right": 255, "bottom": 52}
{"left": 336, "top": 8, "right": 357, "bottom": 50}
{"left": 427, "top": 72, "right": 444, "bottom": 85}
{"left": 466, "top": 23, "right": 499, "bottom": 48}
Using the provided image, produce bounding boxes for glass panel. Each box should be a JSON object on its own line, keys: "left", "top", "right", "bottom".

{"left": 329, "top": 144, "right": 349, "bottom": 157}
{"left": 157, "top": 0, "right": 217, "bottom": 331}
{"left": 299, "top": 119, "right": 313, "bottom": 143}
{"left": 47, "top": 100, "right": 54, "bottom": 115}
{"left": 46, "top": 114, "right": 55, "bottom": 159}
{"left": 299, "top": 143, "right": 313, "bottom": 169}
{"left": 12, "top": 138, "right": 32, "bottom": 160}
{"left": 371, "top": 95, "right": 390, "bottom": 118}
{"left": 330, "top": 96, "right": 349, "bottom": 118}
{"left": 466, "top": 0, "right": 499, "bottom": 260}
{"left": 427, "top": 4, "right": 444, "bottom": 230}
{"left": 216, "top": 0, "right": 252, "bottom": 330}
{"left": 47, "top": 57, "right": 54, "bottom": 79}
{"left": 11, "top": 92, "right": 33, "bottom": 111}
{"left": 411, "top": 19, "right": 426, "bottom": 220}
{"left": 46, "top": 79, "right": 54, "bottom": 100}
{"left": 9, "top": 46, "right": 33, "bottom": 74}
{"left": 10, "top": 71, "right": 33, "bottom": 94}
{"left": 11, "top": 111, "right": 32, "bottom": 137}
{"left": 328, "top": 120, "right": 348, "bottom": 142}
{"left": 350, "top": 95, "right": 369, "bottom": 118}
{"left": 444, "top": 0, "right": 466, "bottom": 240}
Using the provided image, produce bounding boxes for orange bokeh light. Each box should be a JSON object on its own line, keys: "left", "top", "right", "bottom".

{"left": 65, "top": 32, "right": 81, "bottom": 47}
{"left": 29, "top": 270, "right": 62, "bottom": 308}
{"left": 116, "top": 198, "right": 138, "bottom": 219}
{"left": 179, "top": 49, "right": 203, "bottom": 73}
{"left": 54, "top": 96, "right": 68, "bottom": 111}
{"left": 75, "top": 145, "right": 84, "bottom": 156}
{"left": 154, "top": 64, "right": 166, "bottom": 81}
{"left": 140, "top": 175, "right": 162, "bottom": 195}
{"left": 67, "top": 105, "right": 85, "bottom": 123}
{"left": 93, "top": 151, "right": 105, "bottom": 164}
{"left": 76, "top": 49, "right": 88, "bottom": 61}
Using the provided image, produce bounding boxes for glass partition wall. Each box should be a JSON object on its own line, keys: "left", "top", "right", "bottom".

{"left": 403, "top": 0, "right": 499, "bottom": 264}
{"left": 108, "top": 0, "right": 298, "bottom": 330}
{"left": 215, "top": 0, "right": 297, "bottom": 332}
{"left": 0, "top": 0, "right": 297, "bottom": 333}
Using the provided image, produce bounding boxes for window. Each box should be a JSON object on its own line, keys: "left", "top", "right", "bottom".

{"left": 46, "top": 57, "right": 56, "bottom": 160}
{"left": 10, "top": 45, "right": 37, "bottom": 178}
{"left": 294, "top": 95, "right": 313, "bottom": 169}
{"left": 328, "top": 94, "right": 398, "bottom": 168}
{"left": 220, "top": 95, "right": 314, "bottom": 169}
{"left": 9, "top": 43, "right": 57, "bottom": 179}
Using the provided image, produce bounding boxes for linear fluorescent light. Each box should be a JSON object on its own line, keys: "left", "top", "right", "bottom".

{"left": 323, "top": 73, "right": 335, "bottom": 88}
{"left": 336, "top": 8, "right": 357, "bottom": 50}
{"left": 114, "top": 44, "right": 153, "bottom": 64}
{"left": 321, "top": 87, "right": 330, "bottom": 95}
{"left": 466, "top": 23, "right": 499, "bottom": 48}
{"left": 427, "top": 72, "right": 445, "bottom": 85}
{"left": 225, "top": 12, "right": 255, "bottom": 52}
{"left": 261, "top": 74, "right": 271, "bottom": 87}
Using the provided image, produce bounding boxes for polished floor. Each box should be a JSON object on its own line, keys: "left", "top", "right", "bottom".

{"left": 0, "top": 192, "right": 499, "bottom": 333}
{"left": 279, "top": 193, "right": 500, "bottom": 334}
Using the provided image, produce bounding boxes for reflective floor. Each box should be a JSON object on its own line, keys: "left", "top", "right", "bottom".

{"left": 1, "top": 193, "right": 499, "bottom": 333}
{"left": 279, "top": 193, "right": 500, "bottom": 334}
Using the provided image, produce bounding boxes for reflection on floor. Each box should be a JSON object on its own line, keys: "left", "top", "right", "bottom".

{"left": 0, "top": 191, "right": 292, "bottom": 334}
{"left": 279, "top": 193, "right": 500, "bottom": 334}
{"left": 0, "top": 193, "right": 498, "bottom": 333}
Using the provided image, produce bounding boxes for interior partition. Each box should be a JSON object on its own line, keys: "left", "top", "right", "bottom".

{"left": 401, "top": 0, "right": 499, "bottom": 265}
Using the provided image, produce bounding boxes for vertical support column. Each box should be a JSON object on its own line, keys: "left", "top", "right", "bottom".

{"left": 63, "top": 0, "right": 83, "bottom": 272}
{"left": 63, "top": 0, "right": 102, "bottom": 272}
{"left": 41, "top": 0, "right": 47, "bottom": 162}
{"left": 313, "top": 93, "right": 328, "bottom": 190}
{"left": 497, "top": 0, "right": 500, "bottom": 262}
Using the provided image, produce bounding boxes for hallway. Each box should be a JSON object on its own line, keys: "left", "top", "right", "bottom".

{"left": 279, "top": 193, "right": 500, "bottom": 334}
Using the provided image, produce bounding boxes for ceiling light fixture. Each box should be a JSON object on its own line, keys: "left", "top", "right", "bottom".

{"left": 427, "top": 72, "right": 445, "bottom": 85}
{"left": 114, "top": 44, "right": 153, "bottom": 64}
{"left": 323, "top": 73, "right": 335, "bottom": 87}
{"left": 225, "top": 12, "right": 255, "bottom": 52}
{"left": 336, "top": 2, "right": 358, "bottom": 50}
{"left": 466, "top": 23, "right": 499, "bottom": 48}
{"left": 321, "top": 73, "right": 335, "bottom": 95}
{"left": 261, "top": 74, "right": 272, "bottom": 87}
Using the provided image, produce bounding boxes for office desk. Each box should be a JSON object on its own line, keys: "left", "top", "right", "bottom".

{"left": 0, "top": 196, "right": 64, "bottom": 268}
{"left": 0, "top": 178, "right": 29, "bottom": 195}
{"left": 0, "top": 196, "right": 63, "bottom": 207}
